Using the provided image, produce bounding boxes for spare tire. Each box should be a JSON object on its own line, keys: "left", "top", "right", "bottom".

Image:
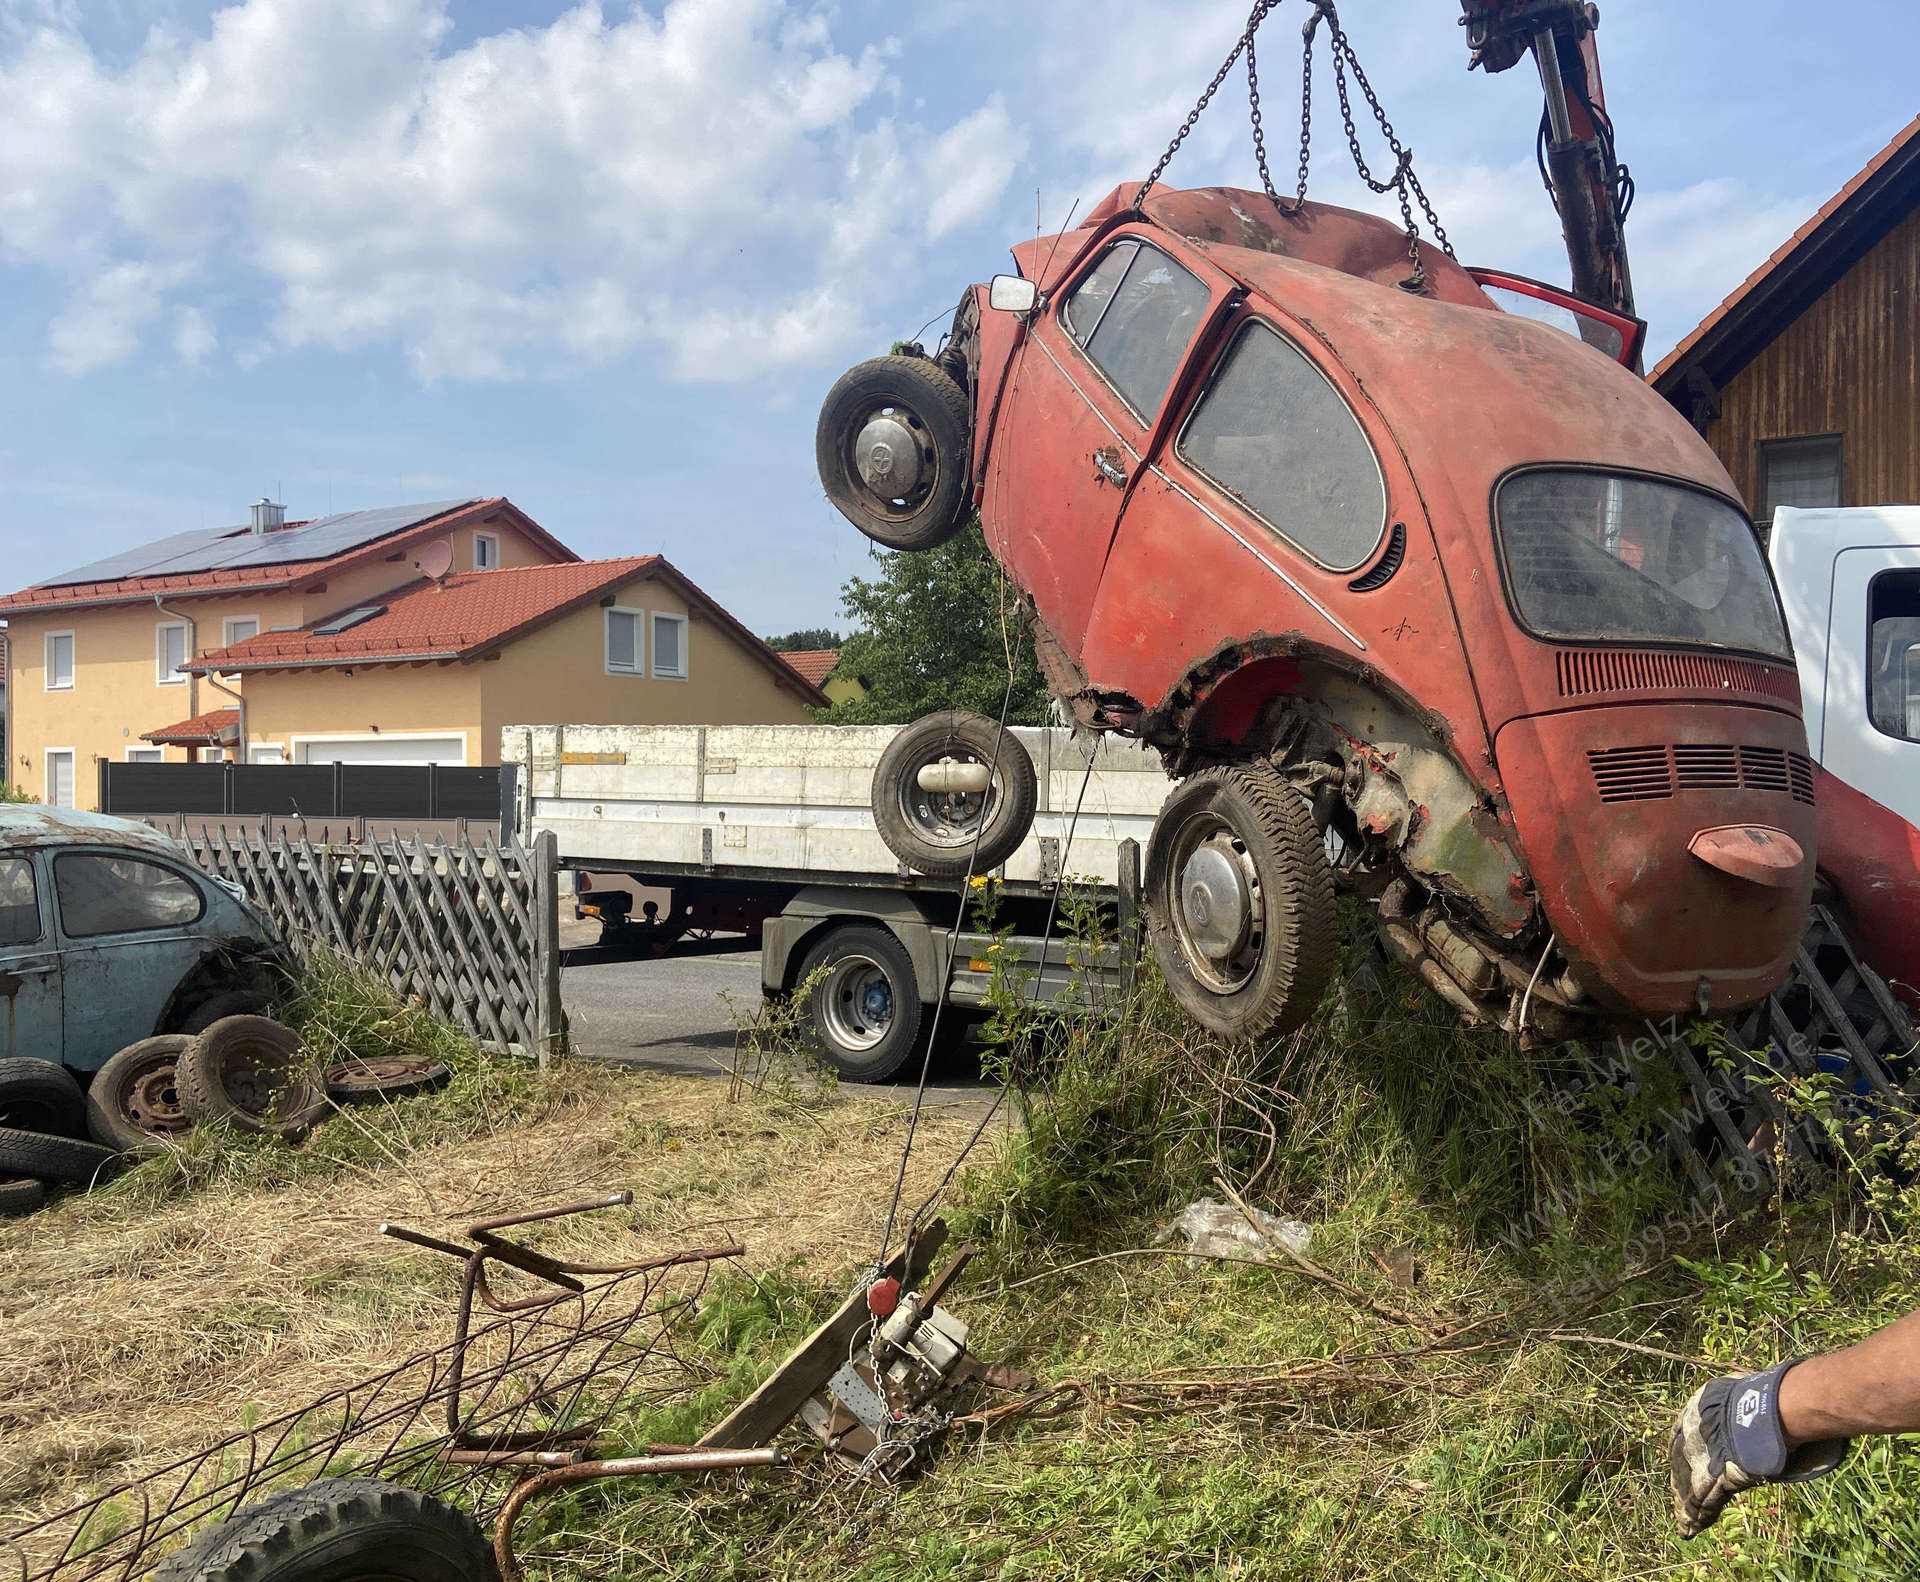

{"left": 871, "top": 710, "right": 1038, "bottom": 878}
{"left": 816, "top": 355, "right": 973, "bottom": 551}
{"left": 0, "top": 1127, "right": 123, "bottom": 1186}
{"left": 151, "top": 1477, "right": 500, "bottom": 1582}
{"left": 0, "top": 1177, "right": 46, "bottom": 1216}
{"left": 0, "top": 1057, "right": 86, "bottom": 1138}
{"left": 178, "top": 1017, "right": 326, "bottom": 1137}
{"left": 85, "top": 1036, "right": 194, "bottom": 1154}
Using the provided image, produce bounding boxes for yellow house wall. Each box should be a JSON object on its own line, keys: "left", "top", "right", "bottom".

{"left": 240, "top": 664, "right": 486, "bottom": 764}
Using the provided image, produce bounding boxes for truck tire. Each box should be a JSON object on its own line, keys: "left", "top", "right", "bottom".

{"left": 816, "top": 355, "right": 972, "bottom": 551}
{"left": 798, "top": 925, "right": 925, "bottom": 1083}
{"left": 178, "top": 1017, "right": 326, "bottom": 1137}
{"left": 150, "top": 1477, "right": 499, "bottom": 1582}
{"left": 871, "top": 710, "right": 1038, "bottom": 879}
{"left": 1145, "top": 763, "right": 1339, "bottom": 1043}
{"left": 0, "top": 1177, "right": 45, "bottom": 1215}
{"left": 0, "top": 1126, "right": 123, "bottom": 1186}
{"left": 85, "top": 1036, "right": 194, "bottom": 1154}
{"left": 0, "top": 1058, "right": 86, "bottom": 1138}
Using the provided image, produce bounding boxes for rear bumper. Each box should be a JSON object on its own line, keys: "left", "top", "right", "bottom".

{"left": 1494, "top": 703, "right": 1815, "bottom": 1016}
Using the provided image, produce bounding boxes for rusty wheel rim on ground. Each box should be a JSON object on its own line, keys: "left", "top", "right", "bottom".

{"left": 121, "top": 1053, "right": 191, "bottom": 1138}
{"left": 326, "top": 1056, "right": 453, "bottom": 1100}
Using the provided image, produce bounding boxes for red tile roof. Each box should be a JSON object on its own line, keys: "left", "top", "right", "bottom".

{"left": 0, "top": 499, "right": 576, "bottom": 615}
{"left": 779, "top": 648, "right": 841, "bottom": 686}
{"left": 142, "top": 708, "right": 239, "bottom": 746}
{"left": 1652, "top": 112, "right": 1920, "bottom": 386}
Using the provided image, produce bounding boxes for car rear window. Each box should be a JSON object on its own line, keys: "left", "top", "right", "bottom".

{"left": 0, "top": 858, "right": 41, "bottom": 947}
{"left": 1062, "top": 239, "right": 1210, "bottom": 420}
{"left": 1177, "top": 321, "right": 1388, "bottom": 571}
{"left": 55, "top": 852, "right": 205, "bottom": 938}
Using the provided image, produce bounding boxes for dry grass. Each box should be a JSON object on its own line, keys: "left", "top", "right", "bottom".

{"left": 0, "top": 1059, "right": 986, "bottom": 1529}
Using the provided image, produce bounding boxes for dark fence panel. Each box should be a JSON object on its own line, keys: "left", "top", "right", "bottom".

{"left": 339, "top": 765, "right": 433, "bottom": 819}
{"left": 100, "top": 762, "right": 512, "bottom": 822}
{"left": 100, "top": 762, "right": 228, "bottom": 815}
{"left": 230, "top": 764, "right": 335, "bottom": 816}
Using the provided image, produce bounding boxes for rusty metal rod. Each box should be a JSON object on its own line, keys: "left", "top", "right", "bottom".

{"left": 493, "top": 1449, "right": 785, "bottom": 1582}
{"left": 468, "top": 1192, "right": 633, "bottom": 1236}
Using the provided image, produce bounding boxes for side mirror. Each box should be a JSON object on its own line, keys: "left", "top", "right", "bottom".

{"left": 988, "top": 274, "right": 1039, "bottom": 315}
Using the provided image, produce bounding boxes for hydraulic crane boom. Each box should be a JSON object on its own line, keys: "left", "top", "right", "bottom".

{"left": 1461, "top": 0, "right": 1637, "bottom": 332}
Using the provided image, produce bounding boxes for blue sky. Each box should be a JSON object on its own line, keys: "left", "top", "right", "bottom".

{"left": 0, "top": 0, "right": 1909, "bottom": 637}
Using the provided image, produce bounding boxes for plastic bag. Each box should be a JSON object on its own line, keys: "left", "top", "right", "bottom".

{"left": 1158, "top": 1197, "right": 1312, "bottom": 1264}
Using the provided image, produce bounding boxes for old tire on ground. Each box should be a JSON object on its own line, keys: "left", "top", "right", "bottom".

{"left": 1145, "top": 763, "right": 1339, "bottom": 1043}
{"left": 178, "top": 1016, "right": 326, "bottom": 1137}
{"left": 0, "top": 1126, "right": 123, "bottom": 1186}
{"left": 816, "top": 355, "right": 972, "bottom": 552}
{"left": 0, "top": 1057, "right": 86, "bottom": 1137}
{"left": 798, "top": 925, "right": 925, "bottom": 1083}
{"left": 180, "top": 990, "right": 273, "bottom": 1035}
{"left": 0, "top": 1177, "right": 46, "bottom": 1215}
{"left": 150, "top": 1477, "right": 499, "bottom": 1582}
{"left": 325, "top": 1056, "right": 453, "bottom": 1102}
{"left": 871, "top": 710, "right": 1038, "bottom": 879}
{"left": 85, "top": 1036, "right": 194, "bottom": 1154}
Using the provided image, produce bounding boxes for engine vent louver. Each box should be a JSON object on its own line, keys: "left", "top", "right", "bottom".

{"left": 1587, "top": 745, "right": 1819, "bottom": 806}
{"left": 1555, "top": 649, "right": 1799, "bottom": 701}
{"left": 1347, "top": 522, "right": 1406, "bottom": 591}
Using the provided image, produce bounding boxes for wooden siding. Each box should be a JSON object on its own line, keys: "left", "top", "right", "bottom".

{"left": 1704, "top": 201, "right": 1920, "bottom": 510}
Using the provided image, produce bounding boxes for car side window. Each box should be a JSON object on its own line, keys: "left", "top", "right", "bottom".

{"left": 0, "top": 858, "right": 41, "bottom": 947}
{"left": 1868, "top": 569, "right": 1920, "bottom": 743}
{"left": 1061, "top": 239, "right": 1210, "bottom": 421}
{"left": 54, "top": 852, "right": 205, "bottom": 938}
{"left": 1178, "top": 320, "right": 1388, "bottom": 572}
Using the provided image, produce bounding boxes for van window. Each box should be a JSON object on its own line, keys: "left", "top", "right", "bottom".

{"left": 1868, "top": 570, "right": 1920, "bottom": 743}
{"left": 1061, "top": 239, "right": 1210, "bottom": 420}
{"left": 55, "top": 852, "right": 205, "bottom": 937}
{"left": 1178, "top": 321, "right": 1387, "bottom": 571}
{"left": 0, "top": 859, "right": 41, "bottom": 947}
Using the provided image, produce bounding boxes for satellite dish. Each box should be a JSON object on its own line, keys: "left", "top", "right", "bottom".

{"left": 416, "top": 539, "right": 454, "bottom": 581}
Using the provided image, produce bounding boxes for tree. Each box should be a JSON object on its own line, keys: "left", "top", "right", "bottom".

{"left": 821, "top": 519, "right": 1049, "bottom": 725}
{"left": 763, "top": 627, "right": 844, "bottom": 653}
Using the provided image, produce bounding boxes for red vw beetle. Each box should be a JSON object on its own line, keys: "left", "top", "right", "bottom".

{"left": 818, "top": 183, "right": 1815, "bottom": 1044}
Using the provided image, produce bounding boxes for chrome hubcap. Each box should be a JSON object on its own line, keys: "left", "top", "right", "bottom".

{"left": 1180, "top": 843, "right": 1251, "bottom": 960}
{"left": 1163, "top": 811, "right": 1266, "bottom": 995}
{"left": 855, "top": 414, "right": 924, "bottom": 496}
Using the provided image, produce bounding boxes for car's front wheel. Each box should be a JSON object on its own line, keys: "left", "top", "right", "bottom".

{"left": 816, "top": 355, "right": 972, "bottom": 551}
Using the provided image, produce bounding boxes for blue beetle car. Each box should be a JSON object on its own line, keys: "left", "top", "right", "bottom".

{"left": 0, "top": 806, "right": 285, "bottom": 1073}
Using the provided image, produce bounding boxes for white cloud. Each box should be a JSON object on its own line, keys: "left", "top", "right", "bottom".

{"left": 172, "top": 304, "right": 215, "bottom": 366}
{"left": 0, "top": 0, "right": 1025, "bottom": 381}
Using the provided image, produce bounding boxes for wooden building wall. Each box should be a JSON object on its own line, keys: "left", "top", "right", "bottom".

{"left": 1704, "top": 202, "right": 1920, "bottom": 510}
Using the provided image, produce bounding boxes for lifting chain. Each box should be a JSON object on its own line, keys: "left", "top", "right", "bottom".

{"left": 1135, "top": 0, "right": 1455, "bottom": 295}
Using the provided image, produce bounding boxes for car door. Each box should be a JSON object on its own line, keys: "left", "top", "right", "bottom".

{"left": 1822, "top": 549, "right": 1920, "bottom": 827}
{"left": 982, "top": 233, "right": 1231, "bottom": 658}
{"left": 52, "top": 846, "right": 213, "bottom": 1072}
{"left": 0, "top": 852, "right": 62, "bottom": 1063}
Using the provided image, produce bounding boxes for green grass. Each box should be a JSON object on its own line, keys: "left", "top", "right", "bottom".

{"left": 516, "top": 924, "right": 1920, "bottom": 1582}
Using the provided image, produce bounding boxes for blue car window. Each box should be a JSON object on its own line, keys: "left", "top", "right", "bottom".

{"left": 0, "top": 858, "right": 40, "bottom": 946}
{"left": 55, "top": 852, "right": 204, "bottom": 938}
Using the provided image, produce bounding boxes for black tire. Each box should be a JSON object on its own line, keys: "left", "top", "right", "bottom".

{"left": 798, "top": 926, "right": 925, "bottom": 1083}
{"left": 325, "top": 1057, "right": 452, "bottom": 1102}
{"left": 0, "top": 1057, "right": 86, "bottom": 1138}
{"left": 1145, "top": 763, "right": 1339, "bottom": 1042}
{"left": 0, "top": 1126, "right": 123, "bottom": 1186}
{"left": 871, "top": 710, "right": 1039, "bottom": 879}
{"left": 0, "top": 1177, "right": 45, "bottom": 1216}
{"left": 151, "top": 1477, "right": 500, "bottom": 1582}
{"left": 816, "top": 355, "right": 973, "bottom": 551}
{"left": 85, "top": 1036, "right": 194, "bottom": 1154}
{"left": 178, "top": 1016, "right": 326, "bottom": 1137}
{"left": 180, "top": 990, "right": 273, "bottom": 1035}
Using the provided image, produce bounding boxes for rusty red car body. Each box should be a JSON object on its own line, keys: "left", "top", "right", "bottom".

{"left": 824, "top": 182, "right": 1815, "bottom": 1040}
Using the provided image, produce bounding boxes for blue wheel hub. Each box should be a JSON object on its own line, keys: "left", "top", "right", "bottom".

{"left": 861, "top": 981, "right": 893, "bottom": 1022}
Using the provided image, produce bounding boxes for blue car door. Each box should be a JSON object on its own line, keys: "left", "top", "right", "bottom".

{"left": 0, "top": 852, "right": 62, "bottom": 1062}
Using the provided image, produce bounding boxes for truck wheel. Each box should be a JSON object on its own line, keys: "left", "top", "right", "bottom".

{"left": 1145, "top": 764, "right": 1339, "bottom": 1042}
{"left": 150, "top": 1477, "right": 499, "bottom": 1582}
{"left": 0, "top": 1058, "right": 86, "bottom": 1138}
{"left": 872, "top": 710, "right": 1038, "bottom": 878}
{"left": 816, "top": 355, "right": 972, "bottom": 551}
{"left": 85, "top": 1036, "right": 194, "bottom": 1154}
{"left": 799, "top": 926, "right": 925, "bottom": 1083}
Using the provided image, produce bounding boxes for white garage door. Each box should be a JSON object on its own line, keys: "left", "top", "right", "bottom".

{"left": 297, "top": 736, "right": 466, "bottom": 766}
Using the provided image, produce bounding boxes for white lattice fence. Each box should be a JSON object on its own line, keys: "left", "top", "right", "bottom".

{"left": 183, "top": 826, "right": 562, "bottom": 1060}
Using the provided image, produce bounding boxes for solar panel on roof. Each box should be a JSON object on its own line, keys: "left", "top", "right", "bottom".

{"left": 311, "top": 605, "right": 388, "bottom": 637}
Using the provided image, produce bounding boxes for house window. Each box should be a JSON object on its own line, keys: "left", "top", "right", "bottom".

{"left": 652, "top": 612, "right": 689, "bottom": 679}
{"left": 249, "top": 744, "right": 286, "bottom": 765}
{"left": 125, "top": 747, "right": 164, "bottom": 763}
{"left": 1756, "top": 435, "right": 1843, "bottom": 531}
{"left": 44, "top": 750, "right": 74, "bottom": 809}
{"left": 606, "top": 607, "right": 642, "bottom": 674}
{"left": 223, "top": 615, "right": 259, "bottom": 647}
{"left": 157, "top": 621, "right": 189, "bottom": 685}
{"left": 203, "top": 747, "right": 227, "bottom": 764}
{"left": 45, "top": 631, "right": 74, "bottom": 691}
{"left": 474, "top": 532, "right": 500, "bottom": 570}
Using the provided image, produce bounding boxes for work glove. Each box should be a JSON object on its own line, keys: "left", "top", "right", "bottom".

{"left": 1669, "top": 1358, "right": 1852, "bottom": 1538}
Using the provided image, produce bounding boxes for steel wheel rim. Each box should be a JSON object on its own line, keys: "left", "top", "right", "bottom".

{"left": 1165, "top": 807, "right": 1266, "bottom": 996}
{"left": 819, "top": 956, "right": 895, "bottom": 1052}
{"left": 840, "top": 398, "right": 943, "bottom": 522}
{"left": 123, "top": 1055, "right": 189, "bottom": 1135}
{"left": 898, "top": 746, "right": 1000, "bottom": 851}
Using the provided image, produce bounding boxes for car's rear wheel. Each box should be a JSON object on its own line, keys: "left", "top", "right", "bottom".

{"left": 816, "top": 355, "right": 972, "bottom": 551}
{"left": 1145, "top": 763, "right": 1339, "bottom": 1042}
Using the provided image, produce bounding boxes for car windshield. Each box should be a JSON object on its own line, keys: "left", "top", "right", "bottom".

{"left": 1495, "top": 470, "right": 1791, "bottom": 658}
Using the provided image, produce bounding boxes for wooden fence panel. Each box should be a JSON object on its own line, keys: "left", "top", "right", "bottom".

{"left": 181, "top": 826, "right": 560, "bottom": 1063}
